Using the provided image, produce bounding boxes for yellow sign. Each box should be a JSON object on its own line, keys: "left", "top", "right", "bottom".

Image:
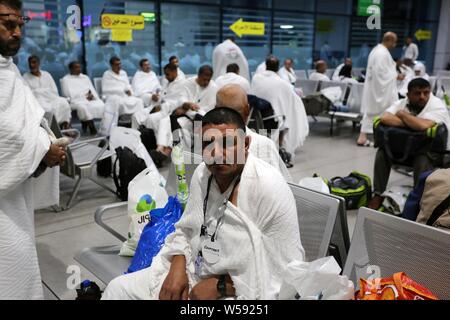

{"left": 111, "top": 29, "right": 133, "bottom": 42}
{"left": 230, "top": 18, "right": 265, "bottom": 38}
{"left": 415, "top": 29, "right": 432, "bottom": 41}
{"left": 101, "top": 14, "right": 145, "bottom": 30}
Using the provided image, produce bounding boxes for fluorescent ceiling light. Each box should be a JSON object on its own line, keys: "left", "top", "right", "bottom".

{"left": 280, "top": 25, "right": 294, "bottom": 29}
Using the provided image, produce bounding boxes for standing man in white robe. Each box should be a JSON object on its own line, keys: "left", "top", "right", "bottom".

{"left": 131, "top": 58, "right": 161, "bottom": 107}
{"left": 23, "top": 55, "right": 72, "bottom": 129}
{"left": 61, "top": 61, "right": 105, "bottom": 135}
{"left": 251, "top": 56, "right": 309, "bottom": 165}
{"left": 100, "top": 56, "right": 144, "bottom": 136}
{"left": 215, "top": 63, "right": 250, "bottom": 93}
{"left": 402, "top": 36, "right": 419, "bottom": 62}
{"left": 357, "top": 32, "right": 400, "bottom": 146}
{"left": 308, "top": 60, "right": 330, "bottom": 82}
{"left": 0, "top": 0, "right": 66, "bottom": 299}
{"left": 102, "top": 107, "right": 303, "bottom": 300}
{"left": 278, "top": 58, "right": 297, "bottom": 86}
{"left": 216, "top": 84, "right": 292, "bottom": 181}
{"left": 212, "top": 37, "right": 250, "bottom": 81}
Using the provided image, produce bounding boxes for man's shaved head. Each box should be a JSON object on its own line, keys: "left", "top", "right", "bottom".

{"left": 216, "top": 84, "right": 250, "bottom": 123}
{"left": 382, "top": 32, "right": 398, "bottom": 50}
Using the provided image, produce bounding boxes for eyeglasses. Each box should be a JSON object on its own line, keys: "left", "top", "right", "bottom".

{"left": 0, "top": 13, "right": 31, "bottom": 31}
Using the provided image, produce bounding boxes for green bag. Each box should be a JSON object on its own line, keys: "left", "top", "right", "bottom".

{"left": 322, "top": 171, "right": 372, "bottom": 210}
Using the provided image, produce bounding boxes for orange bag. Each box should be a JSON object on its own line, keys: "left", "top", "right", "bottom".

{"left": 355, "top": 272, "right": 438, "bottom": 300}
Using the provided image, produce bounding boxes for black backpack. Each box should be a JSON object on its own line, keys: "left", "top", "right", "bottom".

{"left": 113, "top": 146, "right": 147, "bottom": 201}
{"left": 138, "top": 126, "right": 157, "bottom": 153}
{"left": 374, "top": 117, "right": 448, "bottom": 164}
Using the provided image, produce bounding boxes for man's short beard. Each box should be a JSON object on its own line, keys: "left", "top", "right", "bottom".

{"left": 0, "top": 40, "right": 21, "bottom": 57}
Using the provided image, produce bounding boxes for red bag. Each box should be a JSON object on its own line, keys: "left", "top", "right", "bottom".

{"left": 356, "top": 272, "right": 438, "bottom": 300}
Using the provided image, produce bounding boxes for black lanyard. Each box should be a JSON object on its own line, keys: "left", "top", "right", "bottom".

{"left": 200, "top": 174, "right": 241, "bottom": 238}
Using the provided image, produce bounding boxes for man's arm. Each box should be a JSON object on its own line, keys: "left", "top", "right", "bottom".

{"left": 159, "top": 255, "right": 189, "bottom": 300}
{"left": 397, "top": 110, "right": 436, "bottom": 131}
{"left": 189, "top": 275, "right": 235, "bottom": 300}
{"left": 380, "top": 111, "right": 406, "bottom": 128}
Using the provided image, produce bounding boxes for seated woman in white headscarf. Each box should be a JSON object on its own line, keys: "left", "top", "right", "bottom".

{"left": 413, "top": 62, "right": 430, "bottom": 81}
{"left": 61, "top": 61, "right": 105, "bottom": 135}
{"left": 99, "top": 56, "right": 144, "bottom": 135}
{"left": 101, "top": 107, "right": 304, "bottom": 300}
{"left": 131, "top": 58, "right": 161, "bottom": 107}
{"left": 23, "top": 55, "right": 72, "bottom": 129}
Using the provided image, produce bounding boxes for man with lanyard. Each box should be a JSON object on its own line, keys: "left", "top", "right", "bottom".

{"left": 102, "top": 107, "right": 304, "bottom": 300}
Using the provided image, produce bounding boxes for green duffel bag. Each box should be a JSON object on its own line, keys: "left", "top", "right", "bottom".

{"left": 322, "top": 171, "right": 372, "bottom": 210}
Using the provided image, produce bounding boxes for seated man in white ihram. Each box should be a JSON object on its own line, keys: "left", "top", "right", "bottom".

{"left": 308, "top": 60, "right": 330, "bottom": 82}
{"left": 212, "top": 37, "right": 250, "bottom": 81}
{"left": 102, "top": 107, "right": 304, "bottom": 300}
{"left": 100, "top": 56, "right": 144, "bottom": 136}
{"left": 251, "top": 56, "right": 309, "bottom": 165}
{"left": 215, "top": 63, "right": 250, "bottom": 93}
{"left": 131, "top": 63, "right": 185, "bottom": 164}
{"left": 23, "top": 55, "right": 72, "bottom": 129}
{"left": 131, "top": 58, "right": 161, "bottom": 108}
{"left": 0, "top": 1, "right": 67, "bottom": 298}
{"left": 168, "top": 65, "right": 218, "bottom": 146}
{"left": 278, "top": 58, "right": 297, "bottom": 86}
{"left": 216, "top": 84, "right": 292, "bottom": 182}
{"left": 60, "top": 60, "right": 105, "bottom": 135}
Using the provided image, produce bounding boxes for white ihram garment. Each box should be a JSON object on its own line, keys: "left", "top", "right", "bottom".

{"left": 215, "top": 72, "right": 251, "bottom": 93}
{"left": 0, "top": 56, "right": 51, "bottom": 300}
{"left": 23, "top": 71, "right": 71, "bottom": 124}
{"left": 212, "top": 39, "right": 250, "bottom": 81}
{"left": 61, "top": 73, "right": 105, "bottom": 121}
{"left": 131, "top": 70, "right": 161, "bottom": 107}
{"left": 251, "top": 70, "right": 309, "bottom": 157}
{"left": 102, "top": 155, "right": 304, "bottom": 300}
{"left": 100, "top": 70, "right": 144, "bottom": 135}
{"left": 360, "top": 44, "right": 399, "bottom": 134}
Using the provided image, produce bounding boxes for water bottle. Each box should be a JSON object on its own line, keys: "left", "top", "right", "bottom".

{"left": 75, "top": 280, "right": 102, "bottom": 300}
{"left": 171, "top": 144, "right": 189, "bottom": 208}
{"left": 443, "top": 91, "right": 450, "bottom": 107}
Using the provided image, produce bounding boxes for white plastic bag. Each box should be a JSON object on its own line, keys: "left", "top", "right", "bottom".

{"left": 279, "top": 257, "right": 354, "bottom": 300}
{"left": 119, "top": 167, "right": 169, "bottom": 257}
{"left": 382, "top": 185, "right": 412, "bottom": 216}
{"left": 299, "top": 177, "right": 330, "bottom": 194}
{"left": 320, "top": 86, "right": 343, "bottom": 104}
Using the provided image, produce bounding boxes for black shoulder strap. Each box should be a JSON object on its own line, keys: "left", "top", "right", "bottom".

{"left": 427, "top": 194, "right": 450, "bottom": 226}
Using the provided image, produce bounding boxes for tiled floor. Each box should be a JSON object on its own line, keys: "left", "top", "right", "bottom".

{"left": 35, "top": 118, "right": 412, "bottom": 300}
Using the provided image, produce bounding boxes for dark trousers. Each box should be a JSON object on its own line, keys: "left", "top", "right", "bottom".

{"left": 373, "top": 148, "right": 442, "bottom": 194}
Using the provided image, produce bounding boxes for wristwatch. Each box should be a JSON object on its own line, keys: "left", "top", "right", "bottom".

{"left": 217, "top": 275, "right": 227, "bottom": 298}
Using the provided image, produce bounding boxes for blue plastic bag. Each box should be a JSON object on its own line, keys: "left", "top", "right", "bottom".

{"left": 127, "top": 196, "right": 183, "bottom": 274}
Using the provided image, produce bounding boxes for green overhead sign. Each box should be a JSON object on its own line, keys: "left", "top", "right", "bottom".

{"left": 358, "top": 0, "right": 383, "bottom": 17}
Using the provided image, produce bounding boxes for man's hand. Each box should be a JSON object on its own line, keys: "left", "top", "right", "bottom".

{"left": 159, "top": 256, "right": 189, "bottom": 300}
{"left": 125, "top": 90, "right": 132, "bottom": 96}
{"left": 86, "top": 90, "right": 95, "bottom": 101}
{"left": 189, "top": 277, "right": 221, "bottom": 300}
{"left": 43, "top": 144, "right": 66, "bottom": 168}
{"left": 152, "top": 93, "right": 160, "bottom": 102}
{"left": 396, "top": 110, "right": 410, "bottom": 119}
{"left": 397, "top": 74, "right": 406, "bottom": 81}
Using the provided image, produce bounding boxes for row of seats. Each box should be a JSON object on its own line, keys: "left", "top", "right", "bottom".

{"left": 74, "top": 160, "right": 450, "bottom": 299}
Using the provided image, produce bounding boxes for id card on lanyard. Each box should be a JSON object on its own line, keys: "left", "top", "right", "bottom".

{"left": 195, "top": 174, "right": 241, "bottom": 275}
